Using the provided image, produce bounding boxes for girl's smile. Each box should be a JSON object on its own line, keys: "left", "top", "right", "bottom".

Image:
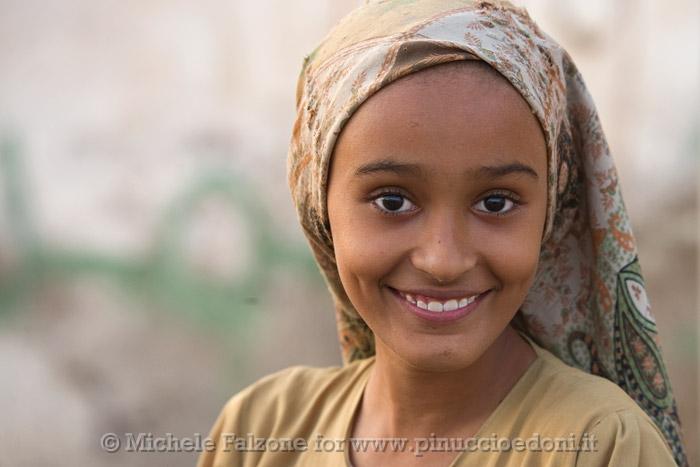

{"left": 388, "top": 286, "right": 493, "bottom": 323}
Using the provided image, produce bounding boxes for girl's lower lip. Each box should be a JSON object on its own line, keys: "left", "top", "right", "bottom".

{"left": 389, "top": 287, "right": 490, "bottom": 323}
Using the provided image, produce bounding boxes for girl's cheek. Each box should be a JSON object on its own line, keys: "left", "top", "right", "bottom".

{"left": 337, "top": 230, "right": 400, "bottom": 277}
{"left": 473, "top": 220, "right": 544, "bottom": 280}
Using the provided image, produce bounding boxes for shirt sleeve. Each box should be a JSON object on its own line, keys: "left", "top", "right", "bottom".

{"left": 575, "top": 409, "right": 677, "bottom": 467}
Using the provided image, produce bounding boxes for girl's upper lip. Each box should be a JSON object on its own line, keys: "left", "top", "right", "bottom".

{"left": 389, "top": 286, "right": 490, "bottom": 300}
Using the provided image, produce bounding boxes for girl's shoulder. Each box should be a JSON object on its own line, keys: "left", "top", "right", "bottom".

{"left": 507, "top": 335, "right": 676, "bottom": 464}
{"left": 209, "top": 356, "right": 374, "bottom": 434}
{"left": 197, "top": 359, "right": 373, "bottom": 467}
{"left": 226, "top": 356, "right": 373, "bottom": 410}
{"left": 524, "top": 336, "right": 649, "bottom": 417}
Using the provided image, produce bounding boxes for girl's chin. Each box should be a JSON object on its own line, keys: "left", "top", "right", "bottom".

{"left": 383, "top": 342, "right": 484, "bottom": 372}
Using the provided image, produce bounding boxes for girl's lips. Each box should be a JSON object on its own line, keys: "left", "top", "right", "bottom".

{"left": 389, "top": 287, "right": 491, "bottom": 323}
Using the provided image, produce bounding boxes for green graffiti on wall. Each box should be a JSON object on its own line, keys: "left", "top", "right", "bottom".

{"left": 0, "top": 137, "right": 322, "bottom": 329}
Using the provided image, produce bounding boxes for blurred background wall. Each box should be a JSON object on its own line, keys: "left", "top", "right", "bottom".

{"left": 0, "top": 0, "right": 697, "bottom": 465}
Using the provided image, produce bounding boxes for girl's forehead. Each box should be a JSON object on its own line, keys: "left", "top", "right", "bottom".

{"left": 337, "top": 63, "right": 542, "bottom": 151}
{"left": 350, "top": 62, "right": 531, "bottom": 126}
{"left": 331, "top": 65, "right": 547, "bottom": 184}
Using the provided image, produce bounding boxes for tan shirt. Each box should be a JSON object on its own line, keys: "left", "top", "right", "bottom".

{"left": 197, "top": 334, "right": 677, "bottom": 466}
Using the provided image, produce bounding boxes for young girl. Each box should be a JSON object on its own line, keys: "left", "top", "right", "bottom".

{"left": 198, "top": 1, "right": 687, "bottom": 465}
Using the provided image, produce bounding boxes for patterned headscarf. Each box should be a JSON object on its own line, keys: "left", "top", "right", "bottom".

{"left": 287, "top": 0, "right": 687, "bottom": 464}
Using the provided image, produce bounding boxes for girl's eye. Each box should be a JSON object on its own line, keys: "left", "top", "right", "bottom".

{"left": 372, "top": 192, "right": 416, "bottom": 215}
{"left": 474, "top": 194, "right": 518, "bottom": 215}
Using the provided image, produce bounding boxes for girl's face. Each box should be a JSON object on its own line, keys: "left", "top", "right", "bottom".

{"left": 327, "top": 62, "right": 548, "bottom": 371}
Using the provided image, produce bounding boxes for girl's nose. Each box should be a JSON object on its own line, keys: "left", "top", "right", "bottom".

{"left": 410, "top": 208, "right": 478, "bottom": 284}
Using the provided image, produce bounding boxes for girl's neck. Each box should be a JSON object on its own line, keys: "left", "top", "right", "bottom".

{"left": 357, "top": 326, "right": 537, "bottom": 439}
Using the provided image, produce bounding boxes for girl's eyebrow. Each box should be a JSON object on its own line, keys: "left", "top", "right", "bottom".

{"left": 353, "top": 158, "right": 539, "bottom": 180}
{"left": 477, "top": 162, "right": 539, "bottom": 180}
{"left": 354, "top": 159, "right": 424, "bottom": 178}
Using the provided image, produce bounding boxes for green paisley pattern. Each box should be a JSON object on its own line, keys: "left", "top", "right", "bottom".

{"left": 286, "top": 1, "right": 687, "bottom": 464}
{"left": 614, "top": 258, "right": 683, "bottom": 459}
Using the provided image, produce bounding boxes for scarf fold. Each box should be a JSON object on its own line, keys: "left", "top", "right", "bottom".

{"left": 287, "top": 1, "right": 687, "bottom": 464}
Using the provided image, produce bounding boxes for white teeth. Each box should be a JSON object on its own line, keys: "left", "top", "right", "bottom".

{"left": 443, "top": 299, "right": 458, "bottom": 312}
{"left": 399, "top": 290, "right": 483, "bottom": 313}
